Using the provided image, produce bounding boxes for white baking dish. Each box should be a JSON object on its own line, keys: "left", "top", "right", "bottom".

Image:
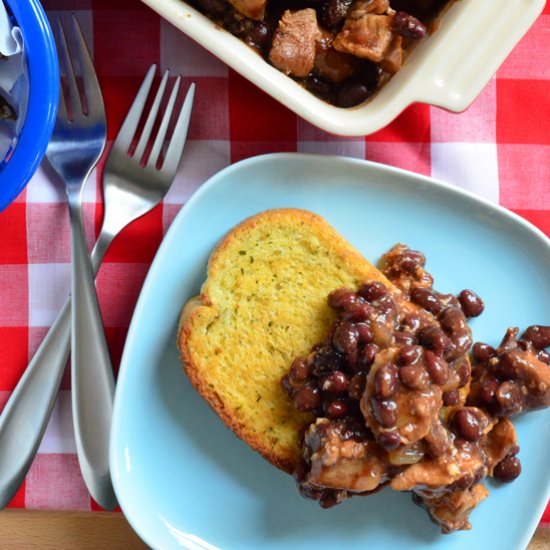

{"left": 140, "top": 0, "right": 545, "bottom": 136}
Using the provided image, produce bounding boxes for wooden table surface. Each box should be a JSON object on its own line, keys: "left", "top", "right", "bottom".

{"left": 0, "top": 510, "right": 547, "bottom": 549}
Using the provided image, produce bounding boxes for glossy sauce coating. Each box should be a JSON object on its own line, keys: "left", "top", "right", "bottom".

{"left": 282, "top": 243, "right": 550, "bottom": 533}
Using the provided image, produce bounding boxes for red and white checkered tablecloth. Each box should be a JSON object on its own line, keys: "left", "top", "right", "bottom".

{"left": 1, "top": 0, "right": 549, "bottom": 521}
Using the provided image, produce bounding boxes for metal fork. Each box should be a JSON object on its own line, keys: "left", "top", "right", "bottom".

{"left": 45, "top": 15, "right": 115, "bottom": 510}
{"left": 0, "top": 51, "right": 195, "bottom": 512}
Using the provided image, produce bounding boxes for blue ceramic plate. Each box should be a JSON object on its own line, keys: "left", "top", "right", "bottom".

{"left": 111, "top": 154, "right": 550, "bottom": 550}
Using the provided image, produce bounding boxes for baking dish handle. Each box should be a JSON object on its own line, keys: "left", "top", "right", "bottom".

{"left": 409, "top": 0, "right": 545, "bottom": 112}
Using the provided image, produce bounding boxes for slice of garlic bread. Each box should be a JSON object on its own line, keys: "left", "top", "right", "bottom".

{"left": 177, "top": 208, "right": 392, "bottom": 473}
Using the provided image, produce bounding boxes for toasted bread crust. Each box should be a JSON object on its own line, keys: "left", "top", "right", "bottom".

{"left": 177, "top": 208, "right": 393, "bottom": 473}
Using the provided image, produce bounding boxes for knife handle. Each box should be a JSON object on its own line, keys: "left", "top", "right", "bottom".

{"left": 0, "top": 228, "right": 113, "bottom": 510}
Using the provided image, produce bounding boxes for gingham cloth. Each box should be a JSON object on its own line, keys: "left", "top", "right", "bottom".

{"left": 1, "top": 0, "right": 548, "bottom": 521}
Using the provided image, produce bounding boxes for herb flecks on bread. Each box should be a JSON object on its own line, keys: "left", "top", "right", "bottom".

{"left": 177, "top": 208, "right": 392, "bottom": 472}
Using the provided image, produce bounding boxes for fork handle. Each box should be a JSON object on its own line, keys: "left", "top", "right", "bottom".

{"left": 68, "top": 200, "right": 117, "bottom": 511}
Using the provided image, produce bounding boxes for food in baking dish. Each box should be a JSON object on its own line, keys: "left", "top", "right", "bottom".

{"left": 185, "top": 0, "right": 451, "bottom": 106}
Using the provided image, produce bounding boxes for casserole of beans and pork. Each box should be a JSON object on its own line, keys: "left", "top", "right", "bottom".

{"left": 282, "top": 244, "right": 550, "bottom": 533}
{"left": 186, "top": 0, "right": 451, "bottom": 106}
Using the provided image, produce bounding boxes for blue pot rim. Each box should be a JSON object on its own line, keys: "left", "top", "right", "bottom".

{"left": 0, "top": 0, "right": 59, "bottom": 212}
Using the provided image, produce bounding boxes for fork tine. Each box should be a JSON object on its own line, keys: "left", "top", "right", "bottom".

{"left": 134, "top": 69, "right": 169, "bottom": 161}
{"left": 158, "top": 81, "right": 195, "bottom": 175}
{"left": 70, "top": 14, "right": 104, "bottom": 120}
{"left": 113, "top": 64, "right": 156, "bottom": 153}
{"left": 57, "top": 70, "right": 69, "bottom": 122}
{"left": 55, "top": 17, "right": 82, "bottom": 118}
{"left": 146, "top": 75, "right": 180, "bottom": 169}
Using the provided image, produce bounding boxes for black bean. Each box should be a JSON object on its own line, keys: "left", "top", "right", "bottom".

{"left": 392, "top": 11, "right": 427, "bottom": 39}
{"left": 320, "top": 0, "right": 352, "bottom": 30}
{"left": 359, "top": 343, "right": 378, "bottom": 370}
{"left": 478, "top": 378, "right": 499, "bottom": 405}
{"left": 396, "top": 249, "right": 426, "bottom": 273}
{"left": 410, "top": 287, "right": 443, "bottom": 316}
{"left": 494, "top": 352, "right": 516, "bottom": 379}
{"left": 440, "top": 307, "right": 472, "bottom": 357}
{"left": 374, "top": 364, "right": 399, "bottom": 400}
{"left": 356, "top": 323, "right": 374, "bottom": 344}
{"left": 375, "top": 295, "right": 397, "bottom": 317}
{"left": 453, "top": 408, "right": 485, "bottom": 441}
{"left": 415, "top": 271, "right": 434, "bottom": 289}
{"left": 327, "top": 288, "right": 357, "bottom": 310}
{"left": 289, "top": 357, "right": 311, "bottom": 383}
{"left": 419, "top": 325, "right": 449, "bottom": 357}
{"left": 458, "top": 289, "right": 485, "bottom": 318}
{"left": 372, "top": 399, "right": 397, "bottom": 428}
{"left": 356, "top": 59, "right": 380, "bottom": 90}
{"left": 399, "top": 364, "right": 430, "bottom": 390}
{"left": 393, "top": 331, "right": 415, "bottom": 346}
{"left": 456, "top": 359, "right": 472, "bottom": 388}
{"left": 494, "top": 350, "right": 529, "bottom": 381}
{"left": 495, "top": 381, "right": 523, "bottom": 416}
{"left": 424, "top": 350, "right": 449, "bottom": 385}
{"left": 398, "top": 345, "right": 423, "bottom": 365}
{"left": 472, "top": 342, "right": 495, "bottom": 364}
{"left": 454, "top": 474, "right": 476, "bottom": 491}
{"left": 457, "top": 465, "right": 486, "bottom": 489}
{"left": 325, "top": 399, "right": 349, "bottom": 419}
{"left": 342, "top": 300, "right": 372, "bottom": 322}
{"left": 304, "top": 74, "right": 333, "bottom": 99}
{"left": 400, "top": 313, "right": 422, "bottom": 333}
{"left": 443, "top": 389, "right": 460, "bottom": 406}
{"left": 358, "top": 281, "right": 387, "bottom": 302}
{"left": 521, "top": 325, "right": 550, "bottom": 350}
{"left": 321, "top": 371, "right": 349, "bottom": 394}
{"left": 332, "top": 322, "right": 359, "bottom": 355}
{"left": 244, "top": 21, "right": 273, "bottom": 50}
{"left": 378, "top": 431, "right": 401, "bottom": 451}
{"left": 493, "top": 455, "right": 522, "bottom": 482}
{"left": 336, "top": 80, "right": 374, "bottom": 108}
{"left": 294, "top": 385, "right": 322, "bottom": 412}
